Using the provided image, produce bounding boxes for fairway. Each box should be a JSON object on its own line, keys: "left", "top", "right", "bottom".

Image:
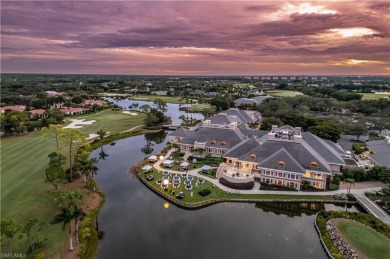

{"left": 267, "top": 90, "right": 303, "bottom": 97}
{"left": 0, "top": 109, "right": 145, "bottom": 257}
{"left": 187, "top": 103, "right": 215, "bottom": 113}
{"left": 360, "top": 93, "right": 390, "bottom": 100}
{"left": 335, "top": 219, "right": 390, "bottom": 259}
{"left": 65, "top": 109, "right": 146, "bottom": 137}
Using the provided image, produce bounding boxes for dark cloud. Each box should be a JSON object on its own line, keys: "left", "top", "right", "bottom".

{"left": 1, "top": 1, "right": 389, "bottom": 75}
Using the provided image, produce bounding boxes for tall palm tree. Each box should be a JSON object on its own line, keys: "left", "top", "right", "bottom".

{"left": 51, "top": 207, "right": 78, "bottom": 251}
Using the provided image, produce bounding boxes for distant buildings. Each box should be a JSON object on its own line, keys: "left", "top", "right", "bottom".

{"left": 0, "top": 105, "right": 26, "bottom": 114}
{"left": 234, "top": 96, "right": 273, "bottom": 107}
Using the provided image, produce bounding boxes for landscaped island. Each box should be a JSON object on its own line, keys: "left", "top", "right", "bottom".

{"left": 315, "top": 211, "right": 390, "bottom": 259}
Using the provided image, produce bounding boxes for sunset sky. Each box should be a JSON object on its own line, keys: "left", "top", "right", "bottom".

{"left": 1, "top": 0, "right": 389, "bottom": 75}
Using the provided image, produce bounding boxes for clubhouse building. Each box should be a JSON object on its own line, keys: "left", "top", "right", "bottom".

{"left": 169, "top": 109, "right": 352, "bottom": 190}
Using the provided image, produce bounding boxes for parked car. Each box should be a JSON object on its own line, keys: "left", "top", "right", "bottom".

{"left": 198, "top": 189, "right": 211, "bottom": 196}
{"left": 146, "top": 175, "right": 154, "bottom": 181}
{"left": 176, "top": 192, "right": 185, "bottom": 199}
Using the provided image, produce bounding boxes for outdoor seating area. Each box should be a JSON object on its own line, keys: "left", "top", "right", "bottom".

{"left": 149, "top": 170, "right": 207, "bottom": 198}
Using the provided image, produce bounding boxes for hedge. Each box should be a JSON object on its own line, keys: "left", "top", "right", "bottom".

{"left": 219, "top": 177, "right": 254, "bottom": 190}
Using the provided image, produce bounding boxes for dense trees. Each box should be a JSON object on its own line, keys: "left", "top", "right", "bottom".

{"left": 0, "top": 219, "right": 23, "bottom": 252}
{"left": 210, "top": 98, "right": 230, "bottom": 111}
{"left": 260, "top": 118, "right": 283, "bottom": 130}
{"left": 302, "top": 87, "right": 362, "bottom": 101}
{"left": 3, "top": 110, "right": 29, "bottom": 134}
{"left": 144, "top": 108, "right": 169, "bottom": 128}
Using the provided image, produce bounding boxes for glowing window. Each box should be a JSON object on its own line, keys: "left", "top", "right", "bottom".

{"left": 309, "top": 161, "right": 319, "bottom": 168}
{"left": 277, "top": 161, "right": 286, "bottom": 167}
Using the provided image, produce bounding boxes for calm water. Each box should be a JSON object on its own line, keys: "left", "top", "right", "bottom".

{"left": 92, "top": 134, "right": 329, "bottom": 259}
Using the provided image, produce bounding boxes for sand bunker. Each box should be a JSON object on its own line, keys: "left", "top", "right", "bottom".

{"left": 122, "top": 111, "right": 138, "bottom": 115}
{"left": 64, "top": 119, "right": 96, "bottom": 129}
{"left": 87, "top": 133, "right": 99, "bottom": 140}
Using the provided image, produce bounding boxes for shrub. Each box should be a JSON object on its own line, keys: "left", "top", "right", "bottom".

{"left": 219, "top": 177, "right": 254, "bottom": 190}
{"left": 260, "top": 182, "right": 298, "bottom": 191}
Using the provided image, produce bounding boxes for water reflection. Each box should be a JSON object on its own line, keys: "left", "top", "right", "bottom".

{"left": 141, "top": 131, "right": 168, "bottom": 154}
{"left": 256, "top": 202, "right": 324, "bottom": 217}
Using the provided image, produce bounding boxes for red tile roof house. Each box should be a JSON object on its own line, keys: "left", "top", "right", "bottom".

{"left": 60, "top": 107, "right": 85, "bottom": 116}
{"left": 83, "top": 100, "right": 107, "bottom": 106}
{"left": 28, "top": 109, "right": 47, "bottom": 119}
{"left": 0, "top": 105, "right": 26, "bottom": 114}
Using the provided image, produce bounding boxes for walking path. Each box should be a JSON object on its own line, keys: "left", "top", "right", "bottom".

{"left": 354, "top": 193, "right": 390, "bottom": 225}
{"left": 152, "top": 149, "right": 383, "bottom": 196}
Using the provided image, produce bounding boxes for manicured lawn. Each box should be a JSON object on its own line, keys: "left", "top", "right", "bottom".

{"left": 336, "top": 220, "right": 390, "bottom": 259}
{"left": 128, "top": 94, "right": 187, "bottom": 104}
{"left": 0, "top": 110, "right": 145, "bottom": 257}
{"left": 65, "top": 109, "right": 146, "bottom": 136}
{"left": 1, "top": 133, "right": 67, "bottom": 257}
{"left": 267, "top": 90, "right": 304, "bottom": 97}
{"left": 187, "top": 103, "right": 215, "bottom": 113}
{"left": 139, "top": 170, "right": 334, "bottom": 204}
{"left": 360, "top": 93, "right": 390, "bottom": 100}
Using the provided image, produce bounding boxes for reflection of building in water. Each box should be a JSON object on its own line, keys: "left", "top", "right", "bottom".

{"left": 255, "top": 202, "right": 324, "bottom": 217}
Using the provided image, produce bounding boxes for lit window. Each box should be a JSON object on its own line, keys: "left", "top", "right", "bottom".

{"left": 277, "top": 161, "right": 286, "bottom": 167}
{"left": 309, "top": 161, "right": 319, "bottom": 168}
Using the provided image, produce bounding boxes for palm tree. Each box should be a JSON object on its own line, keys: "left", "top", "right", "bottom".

{"left": 343, "top": 178, "right": 355, "bottom": 194}
{"left": 51, "top": 207, "right": 77, "bottom": 251}
{"left": 78, "top": 157, "right": 99, "bottom": 182}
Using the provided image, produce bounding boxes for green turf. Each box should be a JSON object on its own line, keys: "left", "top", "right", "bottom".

{"left": 336, "top": 221, "right": 390, "bottom": 259}
{"left": 267, "top": 90, "right": 304, "bottom": 97}
{"left": 128, "top": 94, "right": 187, "bottom": 104}
{"left": 0, "top": 110, "right": 145, "bottom": 257}
{"left": 187, "top": 103, "right": 215, "bottom": 113}
{"left": 360, "top": 93, "right": 390, "bottom": 100}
